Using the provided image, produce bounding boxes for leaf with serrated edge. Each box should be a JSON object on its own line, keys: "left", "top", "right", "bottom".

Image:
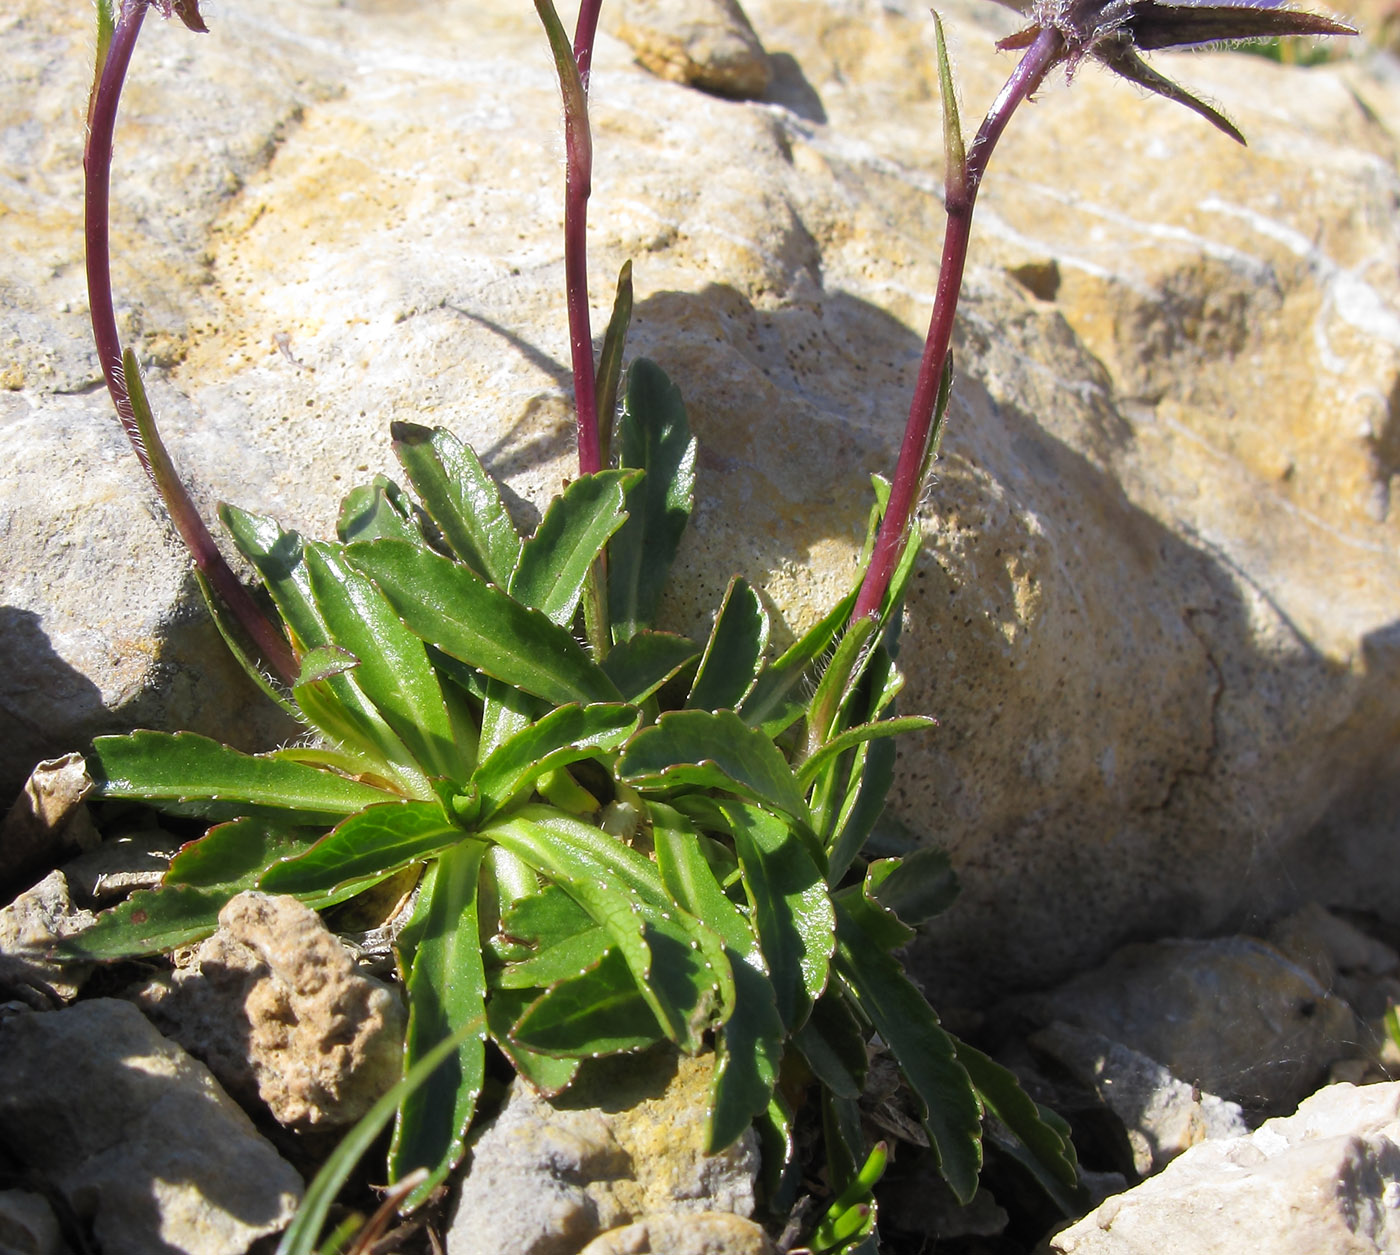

{"left": 511, "top": 948, "right": 664, "bottom": 1057}
{"left": 305, "top": 543, "right": 463, "bottom": 780}
{"left": 953, "top": 1036, "right": 1078, "bottom": 1191}
{"left": 337, "top": 475, "right": 421, "bottom": 545}
{"left": 472, "top": 704, "right": 638, "bottom": 822}
{"left": 260, "top": 802, "right": 462, "bottom": 896}
{"left": 653, "top": 804, "right": 783, "bottom": 1151}
{"left": 89, "top": 731, "right": 398, "bottom": 824}
{"left": 390, "top": 422, "right": 521, "bottom": 585}
{"left": 484, "top": 989, "right": 581, "bottom": 1095}
{"left": 833, "top": 901, "right": 982, "bottom": 1204}
{"left": 511, "top": 470, "right": 638, "bottom": 625}
{"left": 389, "top": 845, "right": 488, "bottom": 1202}
{"left": 602, "top": 632, "right": 700, "bottom": 704}
{"left": 686, "top": 577, "right": 768, "bottom": 713}
{"left": 346, "top": 540, "right": 620, "bottom": 707}
{"left": 608, "top": 359, "right": 697, "bottom": 642}
{"left": 618, "top": 710, "right": 810, "bottom": 824}
{"left": 165, "top": 818, "right": 324, "bottom": 889}
{"left": 870, "top": 846, "right": 959, "bottom": 926}
{"left": 709, "top": 798, "right": 832, "bottom": 1031}
{"left": 483, "top": 807, "right": 730, "bottom": 1053}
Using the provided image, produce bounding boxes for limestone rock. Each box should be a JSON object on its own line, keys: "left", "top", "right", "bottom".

{"left": 1268, "top": 902, "right": 1400, "bottom": 991}
{"left": 1050, "top": 1082, "right": 1400, "bottom": 1255}
{"left": 0, "top": 870, "right": 94, "bottom": 1006}
{"left": 447, "top": 1051, "right": 761, "bottom": 1255}
{"left": 130, "top": 891, "right": 406, "bottom": 1128}
{"left": 1028, "top": 1022, "right": 1248, "bottom": 1174}
{"left": 0, "top": 999, "right": 301, "bottom": 1255}
{"left": 0, "top": 1189, "right": 66, "bottom": 1255}
{"left": 0, "top": 754, "right": 97, "bottom": 899}
{"left": 612, "top": 0, "right": 771, "bottom": 98}
{"left": 1011, "top": 936, "right": 1359, "bottom": 1114}
{"left": 578, "top": 1211, "right": 775, "bottom": 1255}
{"left": 4, "top": 0, "right": 1399, "bottom": 1005}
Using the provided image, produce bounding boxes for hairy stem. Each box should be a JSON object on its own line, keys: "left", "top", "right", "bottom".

{"left": 567, "top": 0, "right": 604, "bottom": 474}
{"left": 851, "top": 28, "right": 1063, "bottom": 622}
{"left": 84, "top": 0, "right": 297, "bottom": 682}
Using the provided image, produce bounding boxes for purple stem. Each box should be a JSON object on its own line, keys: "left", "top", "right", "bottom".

{"left": 565, "top": 0, "right": 605, "bottom": 475}
{"left": 84, "top": 0, "right": 297, "bottom": 683}
{"left": 851, "top": 28, "right": 1064, "bottom": 622}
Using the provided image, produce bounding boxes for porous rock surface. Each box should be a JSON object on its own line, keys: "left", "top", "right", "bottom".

{"left": 4, "top": 0, "right": 1400, "bottom": 1004}
{"left": 1007, "top": 934, "right": 1360, "bottom": 1115}
{"left": 447, "top": 1050, "right": 761, "bottom": 1255}
{"left": 1050, "top": 1081, "right": 1400, "bottom": 1255}
{"left": 0, "top": 998, "right": 301, "bottom": 1255}
{"left": 130, "top": 890, "right": 406, "bottom": 1128}
{"left": 0, "top": 869, "right": 94, "bottom": 1005}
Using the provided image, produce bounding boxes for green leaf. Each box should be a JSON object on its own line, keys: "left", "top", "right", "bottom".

{"left": 337, "top": 475, "right": 422, "bottom": 545}
{"left": 511, "top": 470, "right": 638, "bottom": 625}
{"left": 796, "top": 716, "right": 933, "bottom": 789}
{"left": 88, "top": 731, "right": 397, "bottom": 824}
{"left": 953, "top": 1037, "right": 1078, "bottom": 1192}
{"left": 165, "top": 817, "right": 325, "bottom": 889}
{"left": 389, "top": 844, "right": 489, "bottom": 1200}
{"left": 190, "top": 567, "right": 299, "bottom": 721}
{"left": 511, "top": 948, "right": 664, "bottom": 1056}
{"left": 804, "top": 618, "right": 878, "bottom": 756}
{"left": 345, "top": 540, "right": 621, "bottom": 707}
{"left": 484, "top": 988, "right": 581, "bottom": 1095}
{"left": 833, "top": 901, "right": 983, "bottom": 1204}
{"left": 390, "top": 422, "right": 521, "bottom": 585}
{"left": 795, "top": 991, "right": 868, "bottom": 1101}
{"left": 739, "top": 587, "right": 858, "bottom": 737}
{"left": 652, "top": 804, "right": 783, "bottom": 1151}
{"left": 484, "top": 807, "right": 730, "bottom": 1053}
{"left": 687, "top": 578, "right": 768, "bottom": 713}
{"left": 260, "top": 802, "right": 462, "bottom": 896}
{"left": 710, "top": 799, "right": 833, "bottom": 1031}
{"left": 870, "top": 847, "right": 959, "bottom": 926}
{"left": 305, "top": 543, "right": 464, "bottom": 780}
{"left": 595, "top": 261, "right": 634, "bottom": 470}
{"left": 290, "top": 669, "right": 428, "bottom": 799}
{"left": 617, "top": 710, "right": 810, "bottom": 825}
{"left": 472, "top": 703, "right": 639, "bottom": 822}
{"left": 608, "top": 359, "right": 697, "bottom": 642}
{"left": 601, "top": 632, "right": 701, "bottom": 704}
{"left": 826, "top": 737, "right": 895, "bottom": 885}
{"left": 493, "top": 924, "right": 611, "bottom": 990}
{"left": 58, "top": 884, "right": 233, "bottom": 959}
{"left": 932, "top": 11, "right": 966, "bottom": 187}
{"left": 276, "top": 1014, "right": 486, "bottom": 1255}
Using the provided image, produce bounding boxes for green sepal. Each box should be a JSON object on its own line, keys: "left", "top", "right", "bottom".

{"left": 608, "top": 359, "right": 697, "bottom": 642}
{"left": 390, "top": 422, "right": 521, "bottom": 586}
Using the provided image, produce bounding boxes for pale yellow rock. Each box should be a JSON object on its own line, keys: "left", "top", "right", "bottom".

{"left": 613, "top": 0, "right": 772, "bottom": 98}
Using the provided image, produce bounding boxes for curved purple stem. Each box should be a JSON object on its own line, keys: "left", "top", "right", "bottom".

{"left": 84, "top": 0, "right": 297, "bottom": 683}
{"left": 851, "top": 28, "right": 1064, "bottom": 623}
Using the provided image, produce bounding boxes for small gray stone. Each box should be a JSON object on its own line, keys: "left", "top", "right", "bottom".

{"left": 61, "top": 828, "right": 184, "bottom": 903}
{"left": 577, "top": 1211, "right": 775, "bottom": 1255}
{"left": 0, "top": 871, "right": 94, "bottom": 1006}
{"left": 0, "top": 1189, "right": 66, "bottom": 1255}
{"left": 1268, "top": 903, "right": 1400, "bottom": 991}
{"left": 447, "top": 1051, "right": 761, "bottom": 1255}
{"left": 130, "top": 891, "right": 406, "bottom": 1128}
{"left": 612, "top": 0, "right": 770, "bottom": 98}
{"left": 1009, "top": 936, "right": 1359, "bottom": 1114}
{"left": 0, "top": 999, "right": 301, "bottom": 1255}
{"left": 1051, "top": 1082, "right": 1400, "bottom": 1255}
{"left": 1029, "top": 1022, "right": 1248, "bottom": 1174}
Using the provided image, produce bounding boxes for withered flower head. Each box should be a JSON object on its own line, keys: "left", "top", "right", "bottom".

{"left": 994, "top": 0, "right": 1357, "bottom": 141}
